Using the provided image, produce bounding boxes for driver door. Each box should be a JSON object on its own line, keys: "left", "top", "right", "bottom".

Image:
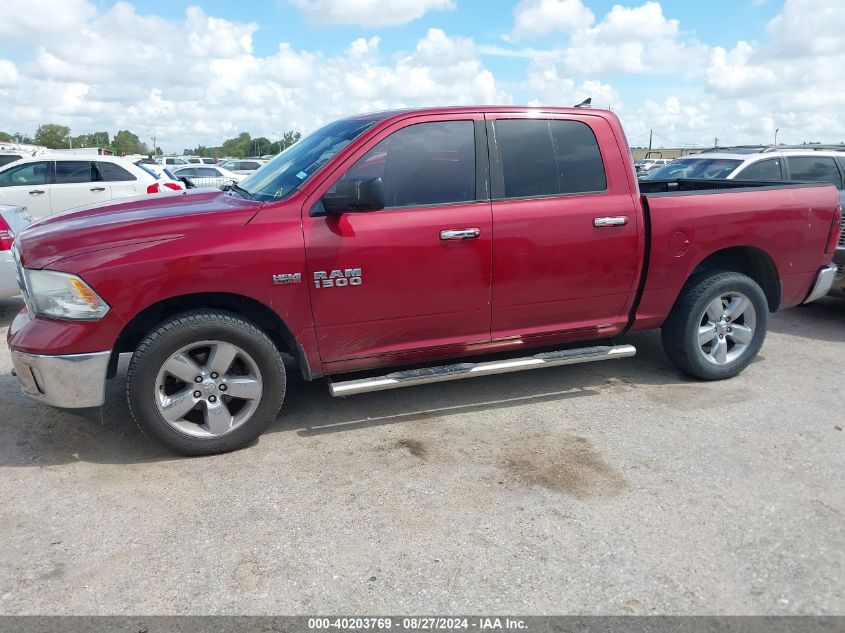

{"left": 302, "top": 115, "right": 492, "bottom": 368}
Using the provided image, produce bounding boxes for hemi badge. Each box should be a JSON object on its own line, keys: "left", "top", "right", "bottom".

{"left": 272, "top": 273, "right": 302, "bottom": 285}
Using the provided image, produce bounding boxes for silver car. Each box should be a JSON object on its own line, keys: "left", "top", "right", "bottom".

{"left": 171, "top": 165, "right": 243, "bottom": 189}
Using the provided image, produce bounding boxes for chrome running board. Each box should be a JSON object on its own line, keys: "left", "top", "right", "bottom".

{"left": 328, "top": 344, "right": 636, "bottom": 397}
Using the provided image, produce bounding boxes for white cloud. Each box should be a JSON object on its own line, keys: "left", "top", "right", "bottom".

{"left": 561, "top": 2, "right": 707, "bottom": 75}
{"left": 523, "top": 60, "right": 619, "bottom": 109}
{"left": 0, "top": 60, "right": 19, "bottom": 86}
{"left": 0, "top": 4, "right": 507, "bottom": 151}
{"left": 510, "top": 0, "right": 595, "bottom": 40}
{"left": 0, "top": 0, "right": 96, "bottom": 38}
{"left": 288, "top": 0, "right": 455, "bottom": 27}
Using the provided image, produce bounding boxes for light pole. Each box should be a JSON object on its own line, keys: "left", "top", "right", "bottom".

{"left": 774, "top": 128, "right": 779, "bottom": 146}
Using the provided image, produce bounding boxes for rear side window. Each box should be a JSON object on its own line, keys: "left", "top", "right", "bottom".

{"left": 494, "top": 119, "right": 606, "bottom": 198}
{"left": 241, "top": 161, "right": 260, "bottom": 170}
{"left": 735, "top": 158, "right": 782, "bottom": 180}
{"left": 0, "top": 161, "right": 49, "bottom": 187}
{"left": 196, "top": 167, "right": 219, "bottom": 177}
{"left": 787, "top": 156, "right": 843, "bottom": 189}
{"left": 335, "top": 120, "right": 476, "bottom": 208}
{"left": 97, "top": 162, "right": 137, "bottom": 182}
{"left": 55, "top": 161, "right": 94, "bottom": 184}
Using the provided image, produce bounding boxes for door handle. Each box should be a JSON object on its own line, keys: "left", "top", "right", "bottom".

{"left": 440, "top": 228, "right": 481, "bottom": 240}
{"left": 593, "top": 216, "right": 628, "bottom": 227}
{"left": 90, "top": 186, "right": 106, "bottom": 192}
{"left": 28, "top": 190, "right": 45, "bottom": 195}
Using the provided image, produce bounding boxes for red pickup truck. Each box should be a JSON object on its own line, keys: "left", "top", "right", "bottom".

{"left": 7, "top": 107, "right": 841, "bottom": 455}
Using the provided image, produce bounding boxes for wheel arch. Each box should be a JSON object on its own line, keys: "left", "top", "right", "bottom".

{"left": 109, "top": 292, "right": 314, "bottom": 380}
{"left": 688, "top": 246, "right": 781, "bottom": 312}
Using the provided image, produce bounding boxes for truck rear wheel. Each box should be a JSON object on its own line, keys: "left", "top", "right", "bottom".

{"left": 661, "top": 271, "right": 768, "bottom": 381}
{"left": 126, "top": 310, "right": 286, "bottom": 455}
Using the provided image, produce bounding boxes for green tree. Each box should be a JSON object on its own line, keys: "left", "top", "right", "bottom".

{"left": 221, "top": 132, "right": 252, "bottom": 158}
{"left": 112, "top": 129, "right": 142, "bottom": 155}
{"left": 0, "top": 132, "right": 12, "bottom": 142}
{"left": 34, "top": 124, "right": 71, "bottom": 149}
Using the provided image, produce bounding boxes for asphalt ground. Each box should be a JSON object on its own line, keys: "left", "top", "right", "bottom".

{"left": 0, "top": 296, "right": 842, "bottom": 614}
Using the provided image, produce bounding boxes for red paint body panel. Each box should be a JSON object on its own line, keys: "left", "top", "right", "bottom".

{"left": 6, "top": 106, "right": 840, "bottom": 382}
{"left": 630, "top": 185, "right": 838, "bottom": 332}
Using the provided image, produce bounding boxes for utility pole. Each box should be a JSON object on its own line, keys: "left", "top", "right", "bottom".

{"left": 714, "top": 137, "right": 719, "bottom": 149}
{"left": 150, "top": 129, "right": 158, "bottom": 157}
{"left": 648, "top": 129, "right": 653, "bottom": 155}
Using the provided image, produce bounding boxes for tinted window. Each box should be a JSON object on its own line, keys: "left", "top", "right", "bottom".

{"left": 0, "top": 161, "right": 49, "bottom": 187}
{"left": 241, "top": 161, "right": 260, "bottom": 170}
{"left": 495, "top": 119, "right": 606, "bottom": 198}
{"left": 735, "top": 158, "right": 782, "bottom": 180}
{"left": 55, "top": 161, "right": 94, "bottom": 184}
{"left": 97, "top": 162, "right": 136, "bottom": 182}
{"left": 646, "top": 158, "right": 742, "bottom": 180}
{"left": 201, "top": 158, "right": 215, "bottom": 164}
{"left": 787, "top": 156, "right": 843, "bottom": 189}
{"left": 196, "top": 167, "right": 219, "bottom": 177}
{"left": 335, "top": 120, "right": 475, "bottom": 208}
{"left": 187, "top": 158, "right": 200, "bottom": 164}
{"left": 0, "top": 154, "right": 23, "bottom": 168}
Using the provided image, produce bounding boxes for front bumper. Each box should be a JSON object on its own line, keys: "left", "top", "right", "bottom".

{"left": 11, "top": 350, "right": 110, "bottom": 408}
{"left": 803, "top": 263, "right": 838, "bottom": 304}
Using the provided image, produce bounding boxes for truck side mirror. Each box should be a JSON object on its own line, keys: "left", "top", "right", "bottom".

{"left": 321, "top": 177, "right": 385, "bottom": 215}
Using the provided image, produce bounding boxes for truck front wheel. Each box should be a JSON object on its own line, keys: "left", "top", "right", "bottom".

{"left": 126, "top": 310, "right": 286, "bottom": 455}
{"left": 661, "top": 271, "right": 768, "bottom": 381}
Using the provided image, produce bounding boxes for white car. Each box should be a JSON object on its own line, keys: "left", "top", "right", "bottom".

{"left": 157, "top": 156, "right": 192, "bottom": 168}
{"left": 218, "top": 159, "right": 267, "bottom": 175}
{"left": 0, "top": 204, "right": 31, "bottom": 298}
{"left": 170, "top": 165, "right": 242, "bottom": 189}
{"left": 0, "top": 155, "right": 183, "bottom": 219}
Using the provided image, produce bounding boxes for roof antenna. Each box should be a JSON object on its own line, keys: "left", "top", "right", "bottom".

{"left": 574, "top": 97, "right": 592, "bottom": 108}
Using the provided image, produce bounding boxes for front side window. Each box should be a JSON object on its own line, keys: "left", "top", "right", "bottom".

{"left": 494, "top": 119, "right": 606, "bottom": 198}
{"left": 0, "top": 161, "right": 49, "bottom": 187}
{"left": 331, "top": 120, "right": 476, "bottom": 208}
{"left": 787, "top": 156, "right": 843, "bottom": 188}
{"left": 55, "top": 161, "right": 94, "bottom": 184}
{"left": 735, "top": 158, "right": 782, "bottom": 180}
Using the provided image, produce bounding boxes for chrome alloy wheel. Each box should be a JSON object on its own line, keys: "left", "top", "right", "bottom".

{"left": 154, "top": 340, "right": 263, "bottom": 438}
{"left": 697, "top": 291, "right": 757, "bottom": 365}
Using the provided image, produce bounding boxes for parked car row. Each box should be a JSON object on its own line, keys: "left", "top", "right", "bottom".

{"left": 643, "top": 148, "right": 845, "bottom": 295}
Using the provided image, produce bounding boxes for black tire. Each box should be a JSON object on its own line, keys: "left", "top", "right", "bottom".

{"left": 661, "top": 270, "right": 768, "bottom": 380}
{"left": 126, "top": 310, "right": 286, "bottom": 456}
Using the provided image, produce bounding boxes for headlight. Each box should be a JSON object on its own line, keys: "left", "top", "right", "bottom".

{"left": 25, "top": 269, "right": 110, "bottom": 320}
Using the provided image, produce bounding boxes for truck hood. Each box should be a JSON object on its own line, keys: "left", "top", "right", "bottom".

{"left": 17, "top": 189, "right": 263, "bottom": 269}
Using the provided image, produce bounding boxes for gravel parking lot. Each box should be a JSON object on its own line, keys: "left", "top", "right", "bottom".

{"left": 0, "top": 296, "right": 842, "bottom": 615}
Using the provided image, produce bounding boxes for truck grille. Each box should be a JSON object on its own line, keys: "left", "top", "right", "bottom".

{"left": 839, "top": 216, "right": 845, "bottom": 248}
{"left": 836, "top": 264, "right": 845, "bottom": 281}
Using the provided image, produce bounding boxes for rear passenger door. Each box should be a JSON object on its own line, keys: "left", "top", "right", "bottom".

{"left": 51, "top": 160, "right": 109, "bottom": 213}
{"left": 486, "top": 113, "right": 641, "bottom": 340}
{"left": 96, "top": 161, "right": 139, "bottom": 200}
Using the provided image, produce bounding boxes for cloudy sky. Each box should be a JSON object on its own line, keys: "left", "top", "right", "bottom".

{"left": 0, "top": 0, "right": 842, "bottom": 152}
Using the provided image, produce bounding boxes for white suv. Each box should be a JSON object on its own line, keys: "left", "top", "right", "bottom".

{"left": 0, "top": 155, "right": 183, "bottom": 218}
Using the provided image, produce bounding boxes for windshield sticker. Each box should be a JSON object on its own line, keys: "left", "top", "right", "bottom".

{"left": 296, "top": 171, "right": 307, "bottom": 180}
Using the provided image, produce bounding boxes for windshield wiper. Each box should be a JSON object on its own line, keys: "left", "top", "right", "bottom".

{"left": 229, "top": 183, "right": 252, "bottom": 199}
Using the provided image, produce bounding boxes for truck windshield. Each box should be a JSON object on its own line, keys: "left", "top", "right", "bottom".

{"left": 239, "top": 119, "right": 377, "bottom": 202}
{"left": 645, "top": 158, "right": 742, "bottom": 180}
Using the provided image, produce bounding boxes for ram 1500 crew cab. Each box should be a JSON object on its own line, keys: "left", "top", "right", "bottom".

{"left": 7, "top": 107, "right": 841, "bottom": 455}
